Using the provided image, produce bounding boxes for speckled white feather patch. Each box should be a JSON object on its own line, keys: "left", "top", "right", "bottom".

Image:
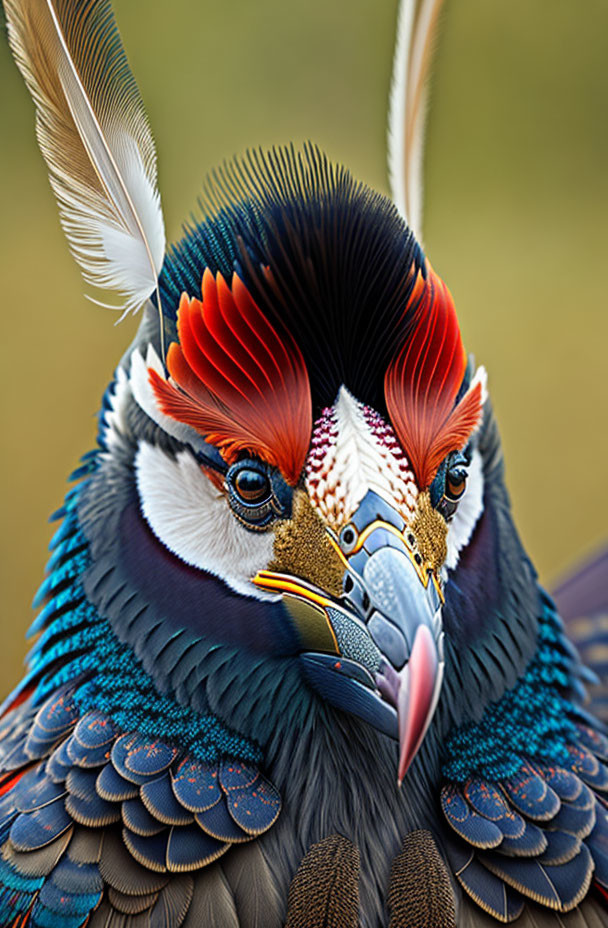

{"left": 306, "top": 386, "right": 418, "bottom": 530}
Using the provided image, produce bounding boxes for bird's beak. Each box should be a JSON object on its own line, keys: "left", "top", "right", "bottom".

{"left": 253, "top": 490, "right": 445, "bottom": 784}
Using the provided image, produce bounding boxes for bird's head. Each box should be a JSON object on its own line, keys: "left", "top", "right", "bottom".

{"left": 1, "top": 0, "right": 539, "bottom": 788}
{"left": 83, "top": 147, "right": 535, "bottom": 786}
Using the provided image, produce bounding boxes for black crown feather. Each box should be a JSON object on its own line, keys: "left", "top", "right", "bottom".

{"left": 159, "top": 143, "right": 425, "bottom": 413}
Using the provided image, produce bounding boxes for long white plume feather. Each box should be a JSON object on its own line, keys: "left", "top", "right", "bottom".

{"left": 387, "top": 0, "right": 445, "bottom": 243}
{"left": 4, "top": 0, "right": 166, "bottom": 317}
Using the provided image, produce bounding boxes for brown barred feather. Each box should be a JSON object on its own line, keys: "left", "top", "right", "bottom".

{"left": 387, "top": 830, "right": 456, "bottom": 928}
{"left": 106, "top": 886, "right": 159, "bottom": 916}
{"left": 67, "top": 827, "right": 104, "bottom": 865}
{"left": 285, "top": 834, "right": 360, "bottom": 928}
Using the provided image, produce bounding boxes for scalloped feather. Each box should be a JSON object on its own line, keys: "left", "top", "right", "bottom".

{"left": 4, "top": 0, "right": 165, "bottom": 317}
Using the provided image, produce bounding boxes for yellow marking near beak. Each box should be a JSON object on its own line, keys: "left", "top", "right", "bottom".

{"left": 432, "top": 572, "right": 445, "bottom": 605}
{"left": 348, "top": 520, "right": 436, "bottom": 590}
{"left": 252, "top": 570, "right": 340, "bottom": 653}
{"left": 252, "top": 570, "right": 334, "bottom": 608}
{"left": 325, "top": 534, "right": 351, "bottom": 570}
{"left": 349, "top": 520, "right": 405, "bottom": 555}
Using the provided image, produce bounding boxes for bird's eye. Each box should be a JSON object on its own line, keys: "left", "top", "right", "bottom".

{"left": 234, "top": 468, "right": 272, "bottom": 505}
{"left": 225, "top": 458, "right": 291, "bottom": 531}
{"left": 445, "top": 467, "right": 467, "bottom": 501}
{"left": 435, "top": 453, "right": 469, "bottom": 523}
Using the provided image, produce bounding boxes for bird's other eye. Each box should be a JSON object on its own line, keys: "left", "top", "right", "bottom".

{"left": 225, "top": 458, "right": 291, "bottom": 531}
{"left": 234, "top": 468, "right": 272, "bottom": 505}
{"left": 435, "top": 452, "right": 470, "bottom": 523}
{"left": 445, "top": 466, "right": 467, "bottom": 501}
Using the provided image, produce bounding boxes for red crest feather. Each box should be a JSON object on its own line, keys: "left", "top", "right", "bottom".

{"left": 385, "top": 264, "right": 484, "bottom": 489}
{"left": 149, "top": 269, "right": 312, "bottom": 485}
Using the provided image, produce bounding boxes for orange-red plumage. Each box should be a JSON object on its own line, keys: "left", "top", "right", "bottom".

{"left": 385, "top": 263, "right": 483, "bottom": 489}
{"left": 150, "top": 270, "right": 312, "bottom": 485}
{"left": 0, "top": 684, "right": 35, "bottom": 719}
{"left": 11, "top": 913, "right": 32, "bottom": 928}
{"left": 0, "top": 766, "right": 32, "bottom": 798}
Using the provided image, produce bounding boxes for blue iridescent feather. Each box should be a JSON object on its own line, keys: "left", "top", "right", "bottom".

{"left": 22, "top": 464, "right": 262, "bottom": 769}
{"left": 442, "top": 595, "right": 583, "bottom": 783}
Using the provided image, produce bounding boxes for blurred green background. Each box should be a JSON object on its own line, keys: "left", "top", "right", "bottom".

{"left": 0, "top": 0, "right": 606, "bottom": 692}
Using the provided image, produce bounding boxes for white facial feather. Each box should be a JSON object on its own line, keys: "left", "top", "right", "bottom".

{"left": 101, "top": 364, "right": 132, "bottom": 452}
{"left": 470, "top": 365, "right": 489, "bottom": 409}
{"left": 445, "top": 447, "right": 485, "bottom": 571}
{"left": 135, "top": 442, "right": 276, "bottom": 600}
{"left": 129, "top": 345, "right": 211, "bottom": 451}
{"left": 307, "top": 386, "right": 418, "bottom": 529}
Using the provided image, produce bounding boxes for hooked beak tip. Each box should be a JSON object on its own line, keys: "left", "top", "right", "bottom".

{"left": 395, "top": 624, "right": 442, "bottom": 783}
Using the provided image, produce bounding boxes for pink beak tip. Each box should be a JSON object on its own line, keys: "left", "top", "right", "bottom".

{"left": 396, "top": 624, "right": 440, "bottom": 786}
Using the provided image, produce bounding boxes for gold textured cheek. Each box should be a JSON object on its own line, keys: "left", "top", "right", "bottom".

{"left": 408, "top": 492, "right": 448, "bottom": 575}
{"left": 267, "top": 490, "right": 346, "bottom": 599}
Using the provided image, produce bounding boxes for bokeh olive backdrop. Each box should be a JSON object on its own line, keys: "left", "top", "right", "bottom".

{"left": 1, "top": 0, "right": 606, "bottom": 692}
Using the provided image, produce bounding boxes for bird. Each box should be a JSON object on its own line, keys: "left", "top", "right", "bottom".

{"left": 0, "top": 0, "right": 606, "bottom": 926}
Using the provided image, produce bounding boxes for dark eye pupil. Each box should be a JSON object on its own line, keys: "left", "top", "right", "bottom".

{"left": 447, "top": 468, "right": 467, "bottom": 498}
{"left": 234, "top": 469, "right": 271, "bottom": 504}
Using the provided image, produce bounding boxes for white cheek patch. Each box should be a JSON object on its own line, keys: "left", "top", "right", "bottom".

{"left": 135, "top": 442, "right": 276, "bottom": 599}
{"left": 445, "top": 447, "right": 484, "bottom": 570}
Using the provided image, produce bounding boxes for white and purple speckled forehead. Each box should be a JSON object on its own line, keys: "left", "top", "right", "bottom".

{"left": 305, "top": 386, "right": 419, "bottom": 532}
